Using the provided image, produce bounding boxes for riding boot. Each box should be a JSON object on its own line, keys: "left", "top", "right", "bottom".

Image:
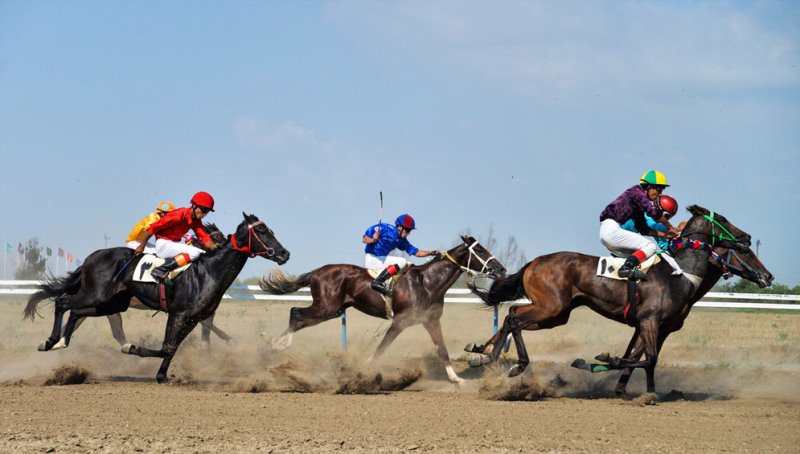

{"left": 151, "top": 257, "right": 180, "bottom": 282}
{"left": 617, "top": 256, "right": 645, "bottom": 280}
{"left": 370, "top": 269, "right": 393, "bottom": 295}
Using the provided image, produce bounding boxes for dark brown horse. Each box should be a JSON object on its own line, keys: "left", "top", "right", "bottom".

{"left": 24, "top": 213, "right": 289, "bottom": 383}
{"left": 259, "top": 235, "right": 506, "bottom": 383}
{"left": 465, "top": 205, "right": 772, "bottom": 395}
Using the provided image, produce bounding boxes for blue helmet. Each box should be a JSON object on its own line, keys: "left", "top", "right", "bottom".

{"left": 395, "top": 214, "right": 416, "bottom": 230}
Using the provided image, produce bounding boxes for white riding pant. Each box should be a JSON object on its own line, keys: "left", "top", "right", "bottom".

{"left": 155, "top": 238, "right": 205, "bottom": 261}
{"left": 126, "top": 240, "right": 156, "bottom": 255}
{"left": 599, "top": 219, "right": 657, "bottom": 259}
{"left": 365, "top": 253, "right": 408, "bottom": 271}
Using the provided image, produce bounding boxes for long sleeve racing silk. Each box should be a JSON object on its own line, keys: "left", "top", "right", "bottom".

{"left": 126, "top": 212, "right": 161, "bottom": 243}
{"left": 363, "top": 223, "right": 419, "bottom": 256}
{"left": 147, "top": 207, "right": 211, "bottom": 245}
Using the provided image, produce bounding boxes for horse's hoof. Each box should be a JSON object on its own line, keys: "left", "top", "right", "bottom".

{"left": 200, "top": 341, "right": 211, "bottom": 352}
{"left": 571, "top": 358, "right": 589, "bottom": 370}
{"left": 452, "top": 377, "right": 466, "bottom": 386}
{"left": 507, "top": 364, "right": 526, "bottom": 377}
{"left": 468, "top": 356, "right": 486, "bottom": 368}
{"left": 226, "top": 339, "right": 238, "bottom": 347}
{"left": 51, "top": 338, "right": 68, "bottom": 350}
{"left": 121, "top": 343, "right": 134, "bottom": 354}
{"left": 156, "top": 374, "right": 169, "bottom": 384}
{"left": 595, "top": 352, "right": 613, "bottom": 363}
{"left": 37, "top": 340, "right": 53, "bottom": 352}
{"left": 464, "top": 342, "right": 486, "bottom": 354}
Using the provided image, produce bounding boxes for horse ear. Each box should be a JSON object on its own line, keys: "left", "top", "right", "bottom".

{"left": 460, "top": 235, "right": 468, "bottom": 243}
{"left": 687, "top": 205, "right": 707, "bottom": 216}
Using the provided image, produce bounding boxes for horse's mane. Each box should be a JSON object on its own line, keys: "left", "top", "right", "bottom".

{"left": 686, "top": 204, "right": 731, "bottom": 224}
{"left": 186, "top": 222, "right": 227, "bottom": 253}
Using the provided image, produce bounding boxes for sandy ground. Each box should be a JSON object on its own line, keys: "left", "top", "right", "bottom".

{"left": 1, "top": 295, "right": 799, "bottom": 452}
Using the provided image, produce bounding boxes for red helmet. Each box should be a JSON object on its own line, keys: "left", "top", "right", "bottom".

{"left": 190, "top": 191, "right": 215, "bottom": 211}
{"left": 658, "top": 195, "right": 678, "bottom": 217}
{"left": 395, "top": 214, "right": 416, "bottom": 230}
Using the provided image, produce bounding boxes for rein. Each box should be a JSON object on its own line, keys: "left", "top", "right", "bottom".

{"left": 229, "top": 220, "right": 275, "bottom": 259}
{"left": 442, "top": 239, "right": 499, "bottom": 278}
{"left": 681, "top": 211, "right": 742, "bottom": 247}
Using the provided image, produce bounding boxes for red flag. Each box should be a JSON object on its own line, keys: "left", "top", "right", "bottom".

{"left": 67, "top": 253, "right": 74, "bottom": 263}
{"left": 58, "top": 247, "right": 64, "bottom": 257}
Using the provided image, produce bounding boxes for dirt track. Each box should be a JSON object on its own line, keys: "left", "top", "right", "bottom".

{"left": 1, "top": 297, "right": 799, "bottom": 452}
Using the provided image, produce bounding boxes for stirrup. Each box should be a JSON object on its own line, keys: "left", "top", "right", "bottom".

{"left": 371, "top": 280, "right": 391, "bottom": 295}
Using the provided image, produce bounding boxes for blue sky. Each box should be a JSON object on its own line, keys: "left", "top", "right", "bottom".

{"left": 1, "top": 1, "right": 798, "bottom": 286}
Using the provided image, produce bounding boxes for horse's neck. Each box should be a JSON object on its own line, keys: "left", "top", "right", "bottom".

{"left": 421, "top": 256, "right": 464, "bottom": 294}
{"left": 672, "top": 247, "right": 720, "bottom": 300}
{"left": 200, "top": 246, "right": 248, "bottom": 288}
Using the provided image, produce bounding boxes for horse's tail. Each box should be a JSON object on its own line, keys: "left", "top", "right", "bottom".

{"left": 23, "top": 269, "right": 83, "bottom": 321}
{"left": 468, "top": 265, "right": 528, "bottom": 307}
{"left": 259, "top": 268, "right": 314, "bottom": 295}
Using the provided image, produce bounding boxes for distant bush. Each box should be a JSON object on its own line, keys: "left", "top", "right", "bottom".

{"left": 713, "top": 278, "right": 800, "bottom": 295}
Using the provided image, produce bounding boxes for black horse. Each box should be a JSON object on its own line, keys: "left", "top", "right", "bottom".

{"left": 465, "top": 205, "right": 772, "bottom": 395}
{"left": 24, "top": 213, "right": 289, "bottom": 383}
{"left": 64, "top": 224, "right": 236, "bottom": 350}
{"left": 259, "top": 235, "right": 506, "bottom": 383}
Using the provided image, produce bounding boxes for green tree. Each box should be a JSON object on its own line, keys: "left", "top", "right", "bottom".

{"left": 15, "top": 238, "right": 47, "bottom": 280}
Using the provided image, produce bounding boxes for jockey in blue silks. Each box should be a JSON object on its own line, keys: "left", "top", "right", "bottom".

{"left": 362, "top": 214, "right": 440, "bottom": 295}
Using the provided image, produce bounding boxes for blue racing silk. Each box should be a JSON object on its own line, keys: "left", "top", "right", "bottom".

{"left": 621, "top": 214, "right": 671, "bottom": 250}
{"left": 363, "top": 223, "right": 419, "bottom": 256}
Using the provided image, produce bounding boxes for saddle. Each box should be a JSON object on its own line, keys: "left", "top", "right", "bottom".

{"left": 596, "top": 255, "right": 660, "bottom": 281}
{"left": 365, "top": 266, "right": 412, "bottom": 320}
{"left": 132, "top": 255, "right": 191, "bottom": 284}
{"left": 132, "top": 255, "right": 192, "bottom": 311}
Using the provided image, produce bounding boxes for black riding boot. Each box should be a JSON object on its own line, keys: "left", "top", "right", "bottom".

{"left": 151, "top": 257, "right": 180, "bottom": 282}
{"left": 370, "top": 269, "right": 392, "bottom": 295}
{"left": 618, "top": 256, "right": 645, "bottom": 280}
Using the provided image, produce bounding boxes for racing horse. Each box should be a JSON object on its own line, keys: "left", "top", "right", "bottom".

{"left": 66, "top": 224, "right": 236, "bottom": 349}
{"left": 24, "top": 213, "right": 289, "bottom": 383}
{"left": 465, "top": 205, "right": 772, "bottom": 395}
{"left": 259, "top": 235, "right": 506, "bottom": 384}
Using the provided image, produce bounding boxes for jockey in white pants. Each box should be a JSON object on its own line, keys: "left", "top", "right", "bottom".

{"left": 362, "top": 214, "right": 440, "bottom": 295}
{"left": 599, "top": 170, "right": 679, "bottom": 279}
{"left": 125, "top": 201, "right": 175, "bottom": 254}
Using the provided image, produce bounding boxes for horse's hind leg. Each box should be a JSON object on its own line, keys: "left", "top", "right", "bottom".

{"left": 39, "top": 300, "right": 67, "bottom": 351}
{"left": 268, "top": 299, "right": 343, "bottom": 351}
{"left": 367, "top": 317, "right": 411, "bottom": 362}
{"left": 107, "top": 313, "right": 127, "bottom": 346}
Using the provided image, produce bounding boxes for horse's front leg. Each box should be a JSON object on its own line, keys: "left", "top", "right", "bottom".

{"left": 422, "top": 317, "right": 463, "bottom": 385}
{"left": 506, "top": 312, "right": 530, "bottom": 377}
{"left": 122, "top": 312, "right": 198, "bottom": 383}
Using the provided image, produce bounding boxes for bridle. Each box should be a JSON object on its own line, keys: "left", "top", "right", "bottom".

{"left": 442, "top": 239, "right": 500, "bottom": 278}
{"left": 678, "top": 212, "right": 757, "bottom": 281}
{"left": 681, "top": 211, "right": 747, "bottom": 248}
{"left": 229, "top": 220, "right": 276, "bottom": 259}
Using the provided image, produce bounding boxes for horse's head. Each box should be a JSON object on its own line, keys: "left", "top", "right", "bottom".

{"left": 230, "top": 213, "right": 290, "bottom": 265}
{"left": 445, "top": 235, "right": 506, "bottom": 278}
{"left": 682, "top": 205, "right": 773, "bottom": 288}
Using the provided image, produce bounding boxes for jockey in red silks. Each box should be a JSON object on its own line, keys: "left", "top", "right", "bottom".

{"left": 136, "top": 191, "right": 219, "bottom": 282}
{"left": 362, "top": 213, "right": 440, "bottom": 295}
{"left": 599, "top": 171, "right": 680, "bottom": 279}
{"left": 125, "top": 201, "right": 175, "bottom": 254}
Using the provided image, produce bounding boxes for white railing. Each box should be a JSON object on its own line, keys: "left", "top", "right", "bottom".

{"left": 2, "top": 280, "right": 799, "bottom": 310}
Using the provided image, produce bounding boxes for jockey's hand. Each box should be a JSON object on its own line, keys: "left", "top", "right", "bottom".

{"left": 204, "top": 240, "right": 219, "bottom": 251}
{"left": 134, "top": 244, "right": 145, "bottom": 255}
{"left": 665, "top": 229, "right": 680, "bottom": 239}
{"left": 373, "top": 229, "right": 380, "bottom": 240}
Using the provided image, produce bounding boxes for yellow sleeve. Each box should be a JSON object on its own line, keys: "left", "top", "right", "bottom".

{"left": 126, "top": 213, "right": 160, "bottom": 243}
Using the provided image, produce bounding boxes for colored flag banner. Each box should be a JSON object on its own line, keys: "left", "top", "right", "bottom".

{"left": 67, "top": 253, "right": 74, "bottom": 263}
{"left": 5, "top": 243, "right": 11, "bottom": 253}
{"left": 46, "top": 247, "right": 52, "bottom": 256}
{"left": 18, "top": 243, "right": 24, "bottom": 255}
{"left": 58, "top": 247, "right": 64, "bottom": 257}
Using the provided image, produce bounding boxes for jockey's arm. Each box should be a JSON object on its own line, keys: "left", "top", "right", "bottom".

{"left": 414, "top": 249, "right": 441, "bottom": 258}
{"left": 135, "top": 233, "right": 151, "bottom": 255}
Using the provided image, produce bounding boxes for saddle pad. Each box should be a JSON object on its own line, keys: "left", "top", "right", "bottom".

{"left": 132, "top": 255, "right": 191, "bottom": 283}
{"left": 597, "top": 254, "right": 660, "bottom": 281}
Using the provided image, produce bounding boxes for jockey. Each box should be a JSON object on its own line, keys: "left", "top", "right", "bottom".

{"left": 136, "top": 191, "right": 219, "bottom": 282}
{"left": 362, "top": 213, "right": 440, "bottom": 295}
{"left": 620, "top": 195, "right": 682, "bottom": 252}
{"left": 599, "top": 171, "right": 679, "bottom": 279}
{"left": 125, "top": 201, "right": 175, "bottom": 254}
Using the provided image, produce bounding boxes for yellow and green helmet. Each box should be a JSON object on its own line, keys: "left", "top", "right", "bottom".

{"left": 640, "top": 170, "right": 669, "bottom": 187}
